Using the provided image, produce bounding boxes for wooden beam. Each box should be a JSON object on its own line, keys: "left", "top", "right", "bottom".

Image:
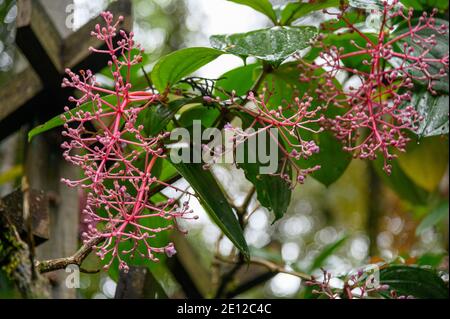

{"left": 62, "top": 0, "right": 132, "bottom": 69}
{"left": 0, "top": 58, "right": 42, "bottom": 123}
{"left": 0, "top": 188, "right": 49, "bottom": 245}
{"left": 0, "top": 0, "right": 133, "bottom": 140}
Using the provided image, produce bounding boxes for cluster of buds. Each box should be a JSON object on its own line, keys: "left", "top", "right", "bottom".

{"left": 305, "top": 268, "right": 393, "bottom": 299}
{"left": 205, "top": 89, "right": 324, "bottom": 187}
{"left": 61, "top": 12, "right": 195, "bottom": 271}
{"left": 301, "top": 0, "right": 449, "bottom": 173}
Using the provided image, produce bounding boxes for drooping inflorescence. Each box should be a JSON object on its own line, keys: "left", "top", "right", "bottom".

{"left": 205, "top": 89, "right": 324, "bottom": 188}
{"left": 300, "top": 0, "right": 449, "bottom": 173}
{"left": 60, "top": 12, "right": 195, "bottom": 271}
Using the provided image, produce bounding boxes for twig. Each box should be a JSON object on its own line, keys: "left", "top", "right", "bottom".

{"left": 215, "top": 254, "right": 312, "bottom": 281}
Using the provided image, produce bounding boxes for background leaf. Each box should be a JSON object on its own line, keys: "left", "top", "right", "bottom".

{"left": 309, "top": 235, "right": 348, "bottom": 271}
{"left": 227, "top": 0, "right": 277, "bottom": 24}
{"left": 373, "top": 156, "right": 429, "bottom": 205}
{"left": 416, "top": 201, "right": 449, "bottom": 236}
{"left": 397, "top": 136, "right": 449, "bottom": 192}
{"left": 151, "top": 47, "right": 224, "bottom": 92}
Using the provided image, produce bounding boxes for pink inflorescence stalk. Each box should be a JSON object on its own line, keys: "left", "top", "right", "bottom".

{"left": 60, "top": 12, "right": 195, "bottom": 271}
{"left": 206, "top": 89, "right": 324, "bottom": 187}
{"left": 301, "top": 0, "right": 449, "bottom": 173}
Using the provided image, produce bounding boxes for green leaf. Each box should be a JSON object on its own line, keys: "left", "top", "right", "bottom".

{"left": 373, "top": 155, "right": 429, "bottom": 205}
{"left": 400, "top": 0, "right": 449, "bottom": 11}
{"left": 268, "top": 63, "right": 352, "bottom": 186}
{"left": 411, "top": 91, "right": 449, "bottom": 137}
{"left": 237, "top": 114, "right": 293, "bottom": 222}
{"left": 309, "top": 235, "right": 348, "bottom": 271}
{"left": 151, "top": 47, "right": 224, "bottom": 92}
{"left": 380, "top": 265, "right": 448, "bottom": 299}
{"left": 397, "top": 136, "right": 449, "bottom": 192}
{"left": 170, "top": 161, "right": 249, "bottom": 259}
{"left": 305, "top": 33, "right": 378, "bottom": 73}
{"left": 28, "top": 94, "right": 118, "bottom": 141}
{"left": 139, "top": 96, "right": 204, "bottom": 136}
{"left": 349, "top": 0, "right": 384, "bottom": 10}
{"left": 391, "top": 18, "right": 449, "bottom": 94}
{"left": 280, "top": 0, "right": 341, "bottom": 25}
{"left": 210, "top": 26, "right": 317, "bottom": 65}
{"left": 215, "top": 63, "right": 261, "bottom": 99}
{"left": 178, "top": 105, "right": 220, "bottom": 128}
{"left": 227, "top": 0, "right": 277, "bottom": 24}
{"left": 216, "top": 62, "right": 351, "bottom": 186}
{"left": 416, "top": 201, "right": 449, "bottom": 236}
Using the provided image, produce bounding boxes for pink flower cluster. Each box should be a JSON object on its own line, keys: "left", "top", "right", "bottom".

{"left": 301, "top": 0, "right": 449, "bottom": 173}
{"left": 210, "top": 89, "right": 324, "bottom": 187}
{"left": 60, "top": 12, "right": 195, "bottom": 271}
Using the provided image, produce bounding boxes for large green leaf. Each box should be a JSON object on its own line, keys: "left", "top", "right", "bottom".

{"left": 400, "top": 0, "right": 449, "bottom": 11}
{"left": 177, "top": 105, "right": 220, "bottom": 128}
{"left": 28, "top": 94, "right": 117, "bottom": 141}
{"left": 280, "top": 0, "right": 341, "bottom": 25}
{"left": 151, "top": 47, "right": 224, "bottom": 92}
{"left": 227, "top": 0, "right": 277, "bottom": 24}
{"left": 416, "top": 201, "right": 449, "bottom": 236}
{"left": 411, "top": 91, "right": 449, "bottom": 137}
{"left": 348, "top": 0, "right": 384, "bottom": 10}
{"left": 210, "top": 26, "right": 317, "bottom": 65}
{"left": 215, "top": 63, "right": 261, "bottom": 99}
{"left": 268, "top": 63, "right": 352, "bottom": 186}
{"left": 216, "top": 62, "right": 352, "bottom": 186}
{"left": 305, "top": 32, "right": 378, "bottom": 73}
{"left": 139, "top": 96, "right": 204, "bottom": 136}
{"left": 391, "top": 18, "right": 449, "bottom": 94}
{"left": 170, "top": 161, "right": 249, "bottom": 259}
{"left": 380, "top": 265, "right": 448, "bottom": 299}
{"left": 237, "top": 114, "right": 292, "bottom": 222}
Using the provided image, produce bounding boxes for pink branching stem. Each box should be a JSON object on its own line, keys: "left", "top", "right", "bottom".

{"left": 60, "top": 12, "right": 196, "bottom": 271}
{"left": 301, "top": 0, "right": 449, "bottom": 173}
{"left": 204, "top": 89, "right": 323, "bottom": 187}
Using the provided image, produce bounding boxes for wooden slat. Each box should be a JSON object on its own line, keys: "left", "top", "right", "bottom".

{"left": 0, "top": 62, "right": 42, "bottom": 122}
{"left": 63, "top": 0, "right": 132, "bottom": 69}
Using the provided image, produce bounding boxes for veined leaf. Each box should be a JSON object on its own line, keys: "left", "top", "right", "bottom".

{"left": 380, "top": 265, "right": 448, "bottom": 299}
{"left": 170, "top": 161, "right": 249, "bottom": 259}
{"left": 391, "top": 18, "right": 449, "bottom": 94}
{"left": 210, "top": 26, "right": 317, "bottom": 65}
{"left": 28, "top": 94, "right": 117, "bottom": 141}
{"left": 411, "top": 91, "right": 449, "bottom": 137}
{"left": 280, "top": 0, "right": 341, "bottom": 25}
{"left": 151, "top": 47, "right": 224, "bottom": 92}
